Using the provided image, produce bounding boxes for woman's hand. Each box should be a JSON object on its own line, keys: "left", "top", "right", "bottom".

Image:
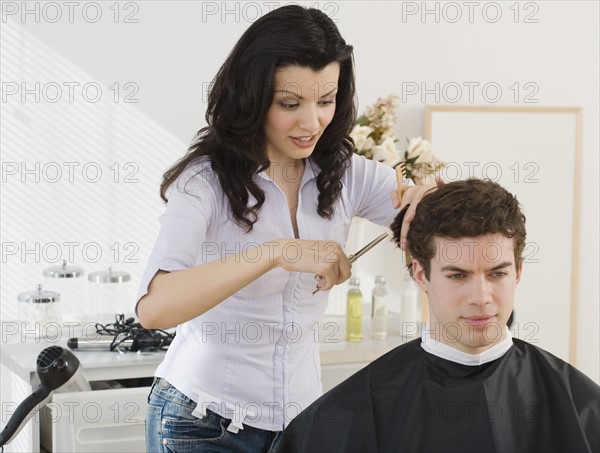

{"left": 390, "top": 176, "right": 445, "bottom": 250}
{"left": 138, "top": 238, "right": 351, "bottom": 328}
{"left": 274, "top": 238, "right": 352, "bottom": 292}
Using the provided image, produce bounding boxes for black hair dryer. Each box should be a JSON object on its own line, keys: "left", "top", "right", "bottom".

{"left": 0, "top": 346, "right": 90, "bottom": 447}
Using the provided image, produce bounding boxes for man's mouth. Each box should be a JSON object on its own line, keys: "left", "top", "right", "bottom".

{"left": 462, "top": 316, "right": 496, "bottom": 328}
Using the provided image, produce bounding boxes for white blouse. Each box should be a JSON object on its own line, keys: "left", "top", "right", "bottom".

{"left": 136, "top": 153, "right": 398, "bottom": 431}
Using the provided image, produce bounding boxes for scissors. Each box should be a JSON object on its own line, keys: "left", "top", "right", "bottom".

{"left": 312, "top": 232, "right": 389, "bottom": 295}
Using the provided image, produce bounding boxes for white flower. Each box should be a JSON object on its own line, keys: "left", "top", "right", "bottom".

{"left": 350, "top": 125, "right": 375, "bottom": 153}
{"left": 352, "top": 94, "right": 401, "bottom": 167}
{"left": 372, "top": 137, "right": 401, "bottom": 166}
{"left": 406, "top": 137, "right": 433, "bottom": 163}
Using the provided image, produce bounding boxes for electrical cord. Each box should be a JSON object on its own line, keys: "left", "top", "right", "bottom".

{"left": 93, "top": 314, "right": 175, "bottom": 353}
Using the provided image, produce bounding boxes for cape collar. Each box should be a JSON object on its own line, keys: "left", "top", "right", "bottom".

{"left": 420, "top": 325, "right": 513, "bottom": 366}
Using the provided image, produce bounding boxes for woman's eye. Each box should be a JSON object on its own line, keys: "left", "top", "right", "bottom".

{"left": 319, "top": 99, "right": 335, "bottom": 105}
{"left": 280, "top": 103, "right": 298, "bottom": 110}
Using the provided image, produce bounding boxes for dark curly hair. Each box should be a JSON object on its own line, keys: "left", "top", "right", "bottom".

{"left": 391, "top": 179, "right": 527, "bottom": 278}
{"left": 160, "top": 5, "right": 356, "bottom": 231}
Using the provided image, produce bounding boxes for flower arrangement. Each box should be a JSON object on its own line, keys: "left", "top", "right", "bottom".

{"left": 401, "top": 136, "right": 444, "bottom": 185}
{"left": 350, "top": 94, "right": 444, "bottom": 185}
{"left": 351, "top": 94, "right": 401, "bottom": 167}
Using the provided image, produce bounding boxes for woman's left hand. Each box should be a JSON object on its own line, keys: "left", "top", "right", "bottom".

{"left": 390, "top": 176, "right": 445, "bottom": 250}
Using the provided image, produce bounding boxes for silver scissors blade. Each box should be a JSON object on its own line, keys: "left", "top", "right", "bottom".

{"left": 312, "top": 232, "right": 389, "bottom": 295}
{"left": 348, "top": 233, "right": 389, "bottom": 263}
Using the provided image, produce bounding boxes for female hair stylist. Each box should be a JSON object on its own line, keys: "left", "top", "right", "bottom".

{"left": 137, "top": 5, "right": 434, "bottom": 452}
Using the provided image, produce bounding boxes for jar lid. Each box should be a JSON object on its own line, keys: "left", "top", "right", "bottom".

{"left": 18, "top": 284, "right": 61, "bottom": 303}
{"left": 43, "top": 260, "right": 85, "bottom": 278}
{"left": 88, "top": 267, "right": 131, "bottom": 283}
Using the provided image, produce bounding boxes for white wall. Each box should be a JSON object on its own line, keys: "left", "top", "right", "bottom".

{"left": 1, "top": 1, "right": 597, "bottom": 382}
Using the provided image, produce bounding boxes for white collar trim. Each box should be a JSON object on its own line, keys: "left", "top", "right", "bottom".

{"left": 420, "top": 325, "right": 513, "bottom": 366}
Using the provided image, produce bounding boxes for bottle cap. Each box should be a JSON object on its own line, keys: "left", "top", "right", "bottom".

{"left": 349, "top": 277, "right": 360, "bottom": 286}
{"left": 375, "top": 275, "right": 385, "bottom": 284}
{"left": 88, "top": 267, "right": 131, "bottom": 283}
{"left": 43, "top": 259, "right": 85, "bottom": 278}
{"left": 18, "top": 284, "right": 61, "bottom": 304}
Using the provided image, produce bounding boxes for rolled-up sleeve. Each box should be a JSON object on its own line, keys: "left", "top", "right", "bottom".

{"left": 136, "top": 164, "right": 217, "bottom": 309}
{"left": 347, "top": 154, "right": 399, "bottom": 227}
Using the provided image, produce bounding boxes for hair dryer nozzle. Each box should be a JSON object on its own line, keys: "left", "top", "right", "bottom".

{"left": 0, "top": 346, "right": 90, "bottom": 447}
{"left": 37, "top": 346, "right": 82, "bottom": 391}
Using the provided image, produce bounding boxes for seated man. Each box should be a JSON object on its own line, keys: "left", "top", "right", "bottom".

{"left": 278, "top": 179, "right": 599, "bottom": 453}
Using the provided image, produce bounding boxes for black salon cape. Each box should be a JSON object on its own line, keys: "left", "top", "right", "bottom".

{"left": 278, "top": 338, "right": 599, "bottom": 453}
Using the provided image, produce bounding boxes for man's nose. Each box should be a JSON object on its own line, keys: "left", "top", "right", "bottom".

{"left": 468, "top": 276, "right": 493, "bottom": 306}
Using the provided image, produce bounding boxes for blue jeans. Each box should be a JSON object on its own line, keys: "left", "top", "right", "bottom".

{"left": 146, "top": 377, "right": 283, "bottom": 453}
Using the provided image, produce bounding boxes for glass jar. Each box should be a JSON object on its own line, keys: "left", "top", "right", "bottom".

{"left": 18, "top": 284, "right": 62, "bottom": 339}
{"left": 43, "top": 260, "right": 85, "bottom": 322}
{"left": 87, "top": 267, "right": 132, "bottom": 322}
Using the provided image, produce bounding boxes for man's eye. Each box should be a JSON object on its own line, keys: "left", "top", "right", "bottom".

{"left": 447, "top": 274, "right": 465, "bottom": 280}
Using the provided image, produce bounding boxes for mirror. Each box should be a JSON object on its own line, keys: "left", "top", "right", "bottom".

{"left": 424, "top": 106, "right": 582, "bottom": 364}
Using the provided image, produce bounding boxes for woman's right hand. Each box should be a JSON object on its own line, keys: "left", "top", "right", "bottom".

{"left": 138, "top": 238, "right": 351, "bottom": 328}
{"left": 273, "top": 238, "right": 352, "bottom": 292}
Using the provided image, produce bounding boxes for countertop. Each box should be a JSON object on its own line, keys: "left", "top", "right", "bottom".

{"left": 1, "top": 315, "right": 415, "bottom": 382}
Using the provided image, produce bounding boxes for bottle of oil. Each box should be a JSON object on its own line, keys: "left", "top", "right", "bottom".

{"left": 371, "top": 275, "right": 388, "bottom": 340}
{"left": 401, "top": 273, "right": 420, "bottom": 337}
{"left": 346, "top": 277, "right": 363, "bottom": 342}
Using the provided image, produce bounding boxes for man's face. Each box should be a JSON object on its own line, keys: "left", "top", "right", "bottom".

{"left": 413, "top": 234, "right": 522, "bottom": 354}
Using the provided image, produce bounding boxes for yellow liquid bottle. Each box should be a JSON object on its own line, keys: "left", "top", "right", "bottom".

{"left": 346, "top": 277, "right": 363, "bottom": 342}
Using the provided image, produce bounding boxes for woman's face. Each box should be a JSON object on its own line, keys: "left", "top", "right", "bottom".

{"left": 264, "top": 63, "right": 340, "bottom": 166}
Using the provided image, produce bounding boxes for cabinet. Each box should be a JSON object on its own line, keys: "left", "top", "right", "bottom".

{"left": 40, "top": 387, "right": 149, "bottom": 452}
{"left": 1, "top": 317, "right": 408, "bottom": 452}
{"left": 0, "top": 327, "right": 163, "bottom": 453}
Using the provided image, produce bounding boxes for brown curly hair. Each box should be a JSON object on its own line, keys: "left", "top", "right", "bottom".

{"left": 391, "top": 179, "right": 527, "bottom": 279}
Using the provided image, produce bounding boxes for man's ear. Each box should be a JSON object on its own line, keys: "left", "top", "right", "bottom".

{"left": 412, "top": 260, "right": 429, "bottom": 293}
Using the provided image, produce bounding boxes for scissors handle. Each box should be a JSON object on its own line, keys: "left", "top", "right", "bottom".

{"left": 312, "top": 233, "right": 388, "bottom": 295}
